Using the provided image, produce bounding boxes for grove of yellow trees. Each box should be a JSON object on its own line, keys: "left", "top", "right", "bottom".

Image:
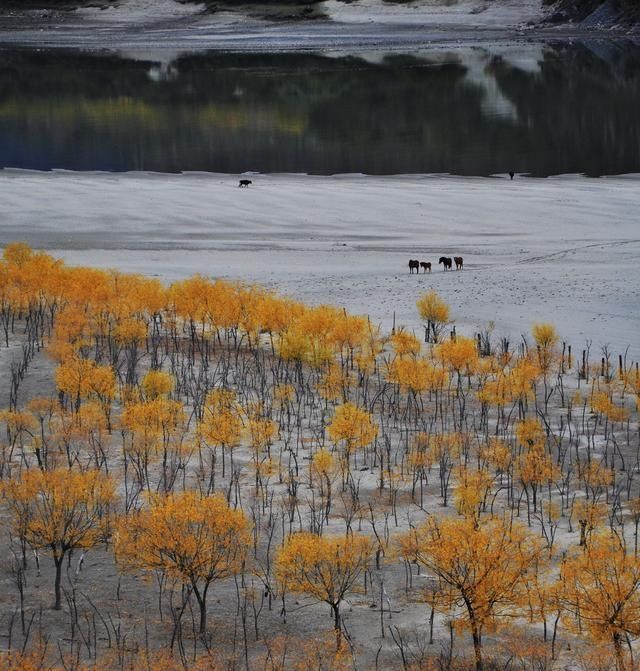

{"left": 0, "top": 242, "right": 638, "bottom": 671}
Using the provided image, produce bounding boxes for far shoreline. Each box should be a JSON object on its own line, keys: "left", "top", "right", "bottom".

{"left": 2, "top": 168, "right": 640, "bottom": 180}
{"left": 0, "top": 3, "right": 638, "bottom": 52}
{"left": 1, "top": 28, "right": 638, "bottom": 52}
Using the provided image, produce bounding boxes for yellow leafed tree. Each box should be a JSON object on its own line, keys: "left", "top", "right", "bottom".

{"left": 560, "top": 532, "right": 640, "bottom": 670}
{"left": 55, "top": 357, "right": 116, "bottom": 427}
{"left": 532, "top": 322, "right": 558, "bottom": 375}
{"left": 140, "top": 370, "right": 174, "bottom": 400}
{"left": 453, "top": 466, "right": 493, "bottom": 525}
{"left": 275, "top": 532, "right": 373, "bottom": 647}
{"left": 115, "top": 490, "right": 249, "bottom": 636}
{"left": 198, "top": 389, "right": 244, "bottom": 479}
{"left": 2, "top": 468, "right": 115, "bottom": 609}
{"left": 416, "top": 291, "right": 450, "bottom": 343}
{"left": 390, "top": 330, "right": 421, "bottom": 358}
{"left": 327, "top": 402, "right": 378, "bottom": 465}
{"left": 436, "top": 336, "right": 479, "bottom": 375}
{"left": 399, "top": 515, "right": 543, "bottom": 671}
{"left": 516, "top": 418, "right": 556, "bottom": 520}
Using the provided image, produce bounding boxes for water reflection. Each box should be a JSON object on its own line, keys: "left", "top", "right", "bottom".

{"left": 0, "top": 42, "right": 639, "bottom": 175}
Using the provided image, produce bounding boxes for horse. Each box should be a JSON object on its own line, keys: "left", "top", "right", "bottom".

{"left": 408, "top": 259, "right": 420, "bottom": 274}
{"left": 509, "top": 172, "right": 514, "bottom": 180}
{"left": 238, "top": 179, "right": 252, "bottom": 188}
{"left": 454, "top": 256, "right": 463, "bottom": 270}
{"left": 439, "top": 256, "right": 452, "bottom": 271}
{"left": 420, "top": 261, "right": 431, "bottom": 273}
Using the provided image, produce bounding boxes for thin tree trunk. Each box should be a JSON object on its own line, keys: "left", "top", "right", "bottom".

{"left": 192, "top": 582, "right": 209, "bottom": 638}
{"left": 613, "top": 632, "right": 627, "bottom": 671}
{"left": 471, "top": 624, "right": 483, "bottom": 671}
{"left": 53, "top": 553, "right": 64, "bottom": 610}
{"left": 332, "top": 602, "right": 341, "bottom": 649}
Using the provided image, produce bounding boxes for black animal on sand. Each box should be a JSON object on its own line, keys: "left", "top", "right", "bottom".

{"left": 238, "top": 179, "right": 252, "bottom": 188}
{"left": 420, "top": 261, "right": 431, "bottom": 273}
{"left": 408, "top": 259, "right": 420, "bottom": 274}
{"left": 454, "top": 256, "right": 463, "bottom": 270}
{"left": 439, "top": 256, "right": 452, "bottom": 271}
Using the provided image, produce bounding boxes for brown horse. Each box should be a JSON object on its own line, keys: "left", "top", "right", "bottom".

{"left": 420, "top": 261, "right": 431, "bottom": 273}
{"left": 408, "top": 259, "right": 419, "bottom": 274}
{"left": 454, "top": 256, "right": 463, "bottom": 270}
{"left": 439, "top": 256, "right": 452, "bottom": 271}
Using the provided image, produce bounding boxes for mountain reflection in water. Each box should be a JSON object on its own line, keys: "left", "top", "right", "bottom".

{"left": 0, "top": 42, "right": 639, "bottom": 176}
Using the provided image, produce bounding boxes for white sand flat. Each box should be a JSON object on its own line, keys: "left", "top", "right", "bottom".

{"left": 1, "top": 170, "right": 638, "bottom": 358}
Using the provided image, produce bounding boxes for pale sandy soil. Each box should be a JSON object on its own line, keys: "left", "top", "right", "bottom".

{"left": 1, "top": 170, "right": 638, "bottom": 360}
{"left": 2, "top": 0, "right": 623, "bottom": 51}
{"left": 77, "top": 0, "right": 544, "bottom": 27}
{"left": 322, "top": 0, "right": 544, "bottom": 26}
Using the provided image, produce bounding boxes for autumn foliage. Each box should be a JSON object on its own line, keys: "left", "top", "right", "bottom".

{"left": 0, "top": 243, "right": 637, "bottom": 670}
{"left": 115, "top": 491, "right": 249, "bottom": 636}
{"left": 276, "top": 532, "right": 373, "bottom": 645}
{"left": 400, "top": 516, "right": 544, "bottom": 670}
{"left": 3, "top": 468, "right": 115, "bottom": 609}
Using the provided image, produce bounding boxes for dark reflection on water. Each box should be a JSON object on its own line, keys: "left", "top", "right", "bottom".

{"left": 1, "top": 42, "right": 640, "bottom": 176}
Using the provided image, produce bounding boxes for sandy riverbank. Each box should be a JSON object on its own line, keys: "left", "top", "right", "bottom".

{"left": 1, "top": 170, "right": 638, "bottom": 359}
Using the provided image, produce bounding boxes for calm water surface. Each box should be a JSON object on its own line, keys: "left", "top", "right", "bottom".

{"left": 1, "top": 42, "right": 639, "bottom": 175}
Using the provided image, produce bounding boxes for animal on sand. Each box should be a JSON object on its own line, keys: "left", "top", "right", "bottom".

{"left": 238, "top": 179, "right": 252, "bottom": 188}
{"left": 439, "top": 256, "right": 452, "bottom": 271}
{"left": 509, "top": 171, "right": 514, "bottom": 180}
{"left": 454, "top": 256, "right": 463, "bottom": 270}
{"left": 420, "top": 261, "right": 431, "bottom": 273}
{"left": 408, "top": 259, "right": 420, "bottom": 274}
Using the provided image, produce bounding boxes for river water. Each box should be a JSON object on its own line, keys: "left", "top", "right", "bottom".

{"left": 1, "top": 40, "right": 639, "bottom": 175}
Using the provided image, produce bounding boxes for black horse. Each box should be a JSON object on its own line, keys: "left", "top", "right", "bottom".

{"left": 408, "top": 259, "right": 420, "bottom": 274}
{"left": 420, "top": 261, "right": 431, "bottom": 273}
{"left": 439, "top": 256, "right": 452, "bottom": 271}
